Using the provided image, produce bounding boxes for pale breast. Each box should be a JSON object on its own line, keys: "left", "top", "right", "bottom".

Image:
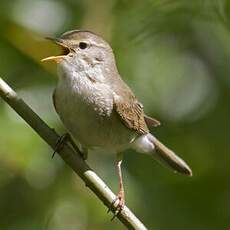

{"left": 54, "top": 67, "right": 136, "bottom": 151}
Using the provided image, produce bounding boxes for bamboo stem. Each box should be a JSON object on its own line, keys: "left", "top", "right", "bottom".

{"left": 0, "top": 77, "right": 147, "bottom": 230}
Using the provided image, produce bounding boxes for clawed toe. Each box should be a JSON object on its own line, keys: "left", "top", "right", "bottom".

{"left": 52, "top": 133, "right": 83, "bottom": 159}
{"left": 53, "top": 133, "right": 68, "bottom": 158}
{"left": 108, "top": 192, "right": 125, "bottom": 220}
{"left": 108, "top": 154, "right": 125, "bottom": 220}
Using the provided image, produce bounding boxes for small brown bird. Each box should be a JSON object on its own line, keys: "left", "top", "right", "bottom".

{"left": 42, "top": 30, "right": 192, "bottom": 210}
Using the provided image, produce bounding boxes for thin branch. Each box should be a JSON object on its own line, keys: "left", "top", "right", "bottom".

{"left": 0, "top": 77, "right": 148, "bottom": 230}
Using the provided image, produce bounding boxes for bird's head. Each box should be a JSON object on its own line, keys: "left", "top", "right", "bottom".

{"left": 42, "top": 30, "right": 114, "bottom": 72}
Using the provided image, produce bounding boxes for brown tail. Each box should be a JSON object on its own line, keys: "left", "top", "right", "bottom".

{"left": 150, "top": 136, "right": 192, "bottom": 176}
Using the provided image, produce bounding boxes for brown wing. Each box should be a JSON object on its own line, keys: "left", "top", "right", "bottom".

{"left": 144, "top": 114, "right": 161, "bottom": 127}
{"left": 114, "top": 94, "right": 149, "bottom": 135}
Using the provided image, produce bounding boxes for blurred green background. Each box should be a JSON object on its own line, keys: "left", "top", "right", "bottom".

{"left": 0, "top": 0, "right": 230, "bottom": 229}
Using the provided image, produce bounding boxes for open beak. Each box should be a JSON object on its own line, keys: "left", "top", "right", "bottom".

{"left": 41, "top": 37, "right": 70, "bottom": 63}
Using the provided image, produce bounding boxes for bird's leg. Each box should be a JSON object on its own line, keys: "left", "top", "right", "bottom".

{"left": 109, "top": 153, "right": 125, "bottom": 219}
{"left": 116, "top": 152, "right": 125, "bottom": 209}
{"left": 53, "top": 133, "right": 82, "bottom": 158}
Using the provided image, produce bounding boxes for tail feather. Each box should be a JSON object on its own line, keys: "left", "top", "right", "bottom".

{"left": 150, "top": 136, "right": 192, "bottom": 176}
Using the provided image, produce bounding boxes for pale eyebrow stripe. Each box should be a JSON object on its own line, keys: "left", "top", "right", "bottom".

{"left": 67, "top": 39, "right": 107, "bottom": 49}
{"left": 90, "top": 40, "right": 107, "bottom": 48}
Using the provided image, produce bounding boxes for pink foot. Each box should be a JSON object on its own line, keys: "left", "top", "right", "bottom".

{"left": 109, "top": 190, "right": 125, "bottom": 220}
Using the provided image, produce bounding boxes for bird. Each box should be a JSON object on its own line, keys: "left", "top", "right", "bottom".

{"left": 42, "top": 30, "right": 192, "bottom": 211}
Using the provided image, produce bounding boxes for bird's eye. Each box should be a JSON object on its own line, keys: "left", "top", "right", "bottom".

{"left": 79, "top": 42, "right": 88, "bottom": 49}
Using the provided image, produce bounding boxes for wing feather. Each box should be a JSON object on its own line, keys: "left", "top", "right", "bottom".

{"left": 113, "top": 94, "right": 149, "bottom": 135}
{"left": 144, "top": 114, "right": 161, "bottom": 127}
